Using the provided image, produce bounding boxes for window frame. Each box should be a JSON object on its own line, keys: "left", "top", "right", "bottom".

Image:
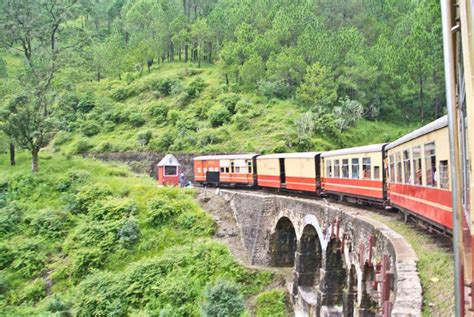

{"left": 164, "top": 165, "right": 178, "bottom": 176}
{"left": 362, "top": 157, "right": 371, "bottom": 179}
{"left": 351, "top": 158, "right": 360, "bottom": 179}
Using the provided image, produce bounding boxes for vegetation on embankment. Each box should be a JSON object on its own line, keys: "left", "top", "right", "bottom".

{"left": 37, "top": 63, "right": 416, "bottom": 157}
{"left": 0, "top": 152, "right": 283, "bottom": 316}
{"left": 370, "top": 213, "right": 454, "bottom": 317}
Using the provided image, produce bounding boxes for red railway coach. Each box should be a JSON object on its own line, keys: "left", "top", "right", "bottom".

{"left": 320, "top": 144, "right": 387, "bottom": 204}
{"left": 385, "top": 115, "right": 452, "bottom": 231}
{"left": 193, "top": 154, "right": 258, "bottom": 186}
{"left": 256, "top": 152, "right": 321, "bottom": 192}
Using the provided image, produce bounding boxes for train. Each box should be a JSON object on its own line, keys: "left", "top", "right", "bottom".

{"left": 194, "top": 115, "right": 452, "bottom": 233}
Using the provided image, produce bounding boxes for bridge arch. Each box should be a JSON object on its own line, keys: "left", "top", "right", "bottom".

{"left": 269, "top": 217, "right": 297, "bottom": 267}
{"left": 296, "top": 224, "right": 323, "bottom": 288}
{"left": 322, "top": 238, "right": 347, "bottom": 307}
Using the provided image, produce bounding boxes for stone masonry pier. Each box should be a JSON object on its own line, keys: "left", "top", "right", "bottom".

{"left": 215, "top": 189, "right": 422, "bottom": 317}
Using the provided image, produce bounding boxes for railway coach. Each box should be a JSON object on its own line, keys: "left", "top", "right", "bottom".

{"left": 256, "top": 152, "right": 321, "bottom": 193}
{"left": 385, "top": 115, "right": 452, "bottom": 231}
{"left": 193, "top": 154, "right": 258, "bottom": 186}
{"left": 320, "top": 144, "right": 387, "bottom": 204}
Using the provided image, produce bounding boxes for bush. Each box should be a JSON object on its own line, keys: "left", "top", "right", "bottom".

{"left": 0, "top": 244, "right": 13, "bottom": 270}
{"left": 76, "top": 94, "right": 95, "bottom": 113}
{"left": 0, "top": 274, "right": 8, "bottom": 295}
{"left": 88, "top": 198, "right": 138, "bottom": 221}
{"left": 75, "top": 271, "right": 127, "bottom": 316}
{"left": 151, "top": 78, "right": 181, "bottom": 97}
{"left": 201, "top": 279, "right": 245, "bottom": 317}
{"left": 129, "top": 112, "right": 146, "bottom": 127}
{"left": 65, "top": 220, "right": 121, "bottom": 253}
{"left": 70, "top": 247, "right": 108, "bottom": 278}
{"left": 14, "top": 279, "right": 46, "bottom": 305}
{"left": 220, "top": 94, "right": 240, "bottom": 115}
{"left": 148, "top": 103, "right": 169, "bottom": 125}
{"left": 137, "top": 130, "right": 153, "bottom": 146}
{"left": 235, "top": 99, "right": 253, "bottom": 113}
{"left": 208, "top": 104, "right": 231, "bottom": 127}
{"left": 111, "top": 86, "right": 137, "bottom": 101}
{"left": 146, "top": 198, "right": 184, "bottom": 227}
{"left": 10, "top": 239, "right": 47, "bottom": 277}
{"left": 118, "top": 219, "right": 140, "bottom": 249}
{"left": 72, "top": 139, "right": 93, "bottom": 154}
{"left": 232, "top": 113, "right": 250, "bottom": 130}
{"left": 31, "top": 209, "right": 72, "bottom": 239}
{"left": 0, "top": 202, "right": 23, "bottom": 236}
{"left": 149, "top": 129, "right": 176, "bottom": 152}
{"left": 257, "top": 79, "right": 292, "bottom": 99}
{"left": 54, "top": 131, "right": 72, "bottom": 146}
{"left": 67, "top": 184, "right": 112, "bottom": 214}
{"left": 255, "top": 289, "right": 288, "bottom": 317}
{"left": 45, "top": 297, "right": 72, "bottom": 316}
{"left": 80, "top": 120, "right": 101, "bottom": 137}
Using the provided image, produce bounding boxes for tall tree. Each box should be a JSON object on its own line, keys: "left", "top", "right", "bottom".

{"left": 0, "top": 0, "right": 85, "bottom": 172}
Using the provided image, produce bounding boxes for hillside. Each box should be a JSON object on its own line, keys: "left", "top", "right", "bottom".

{"left": 0, "top": 152, "right": 288, "bottom": 315}
{"left": 44, "top": 62, "right": 416, "bottom": 157}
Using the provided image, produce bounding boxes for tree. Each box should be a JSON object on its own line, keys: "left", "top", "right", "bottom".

{"left": 296, "top": 63, "right": 337, "bottom": 109}
{"left": 265, "top": 48, "right": 306, "bottom": 97}
{"left": 0, "top": 0, "right": 85, "bottom": 172}
{"left": 201, "top": 279, "right": 245, "bottom": 317}
{"left": 239, "top": 54, "right": 265, "bottom": 89}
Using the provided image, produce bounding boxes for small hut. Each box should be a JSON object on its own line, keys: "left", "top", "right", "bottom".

{"left": 156, "top": 154, "right": 181, "bottom": 186}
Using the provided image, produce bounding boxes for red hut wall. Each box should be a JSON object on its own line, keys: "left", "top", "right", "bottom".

{"left": 157, "top": 166, "right": 180, "bottom": 186}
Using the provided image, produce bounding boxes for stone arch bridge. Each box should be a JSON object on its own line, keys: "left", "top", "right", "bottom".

{"left": 214, "top": 189, "right": 422, "bottom": 317}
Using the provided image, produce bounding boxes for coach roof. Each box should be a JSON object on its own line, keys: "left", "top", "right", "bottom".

{"left": 257, "top": 152, "right": 320, "bottom": 159}
{"left": 386, "top": 115, "right": 448, "bottom": 150}
{"left": 321, "top": 144, "right": 386, "bottom": 157}
{"left": 194, "top": 154, "right": 258, "bottom": 161}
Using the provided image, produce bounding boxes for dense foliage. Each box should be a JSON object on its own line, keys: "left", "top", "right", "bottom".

{"left": 0, "top": 0, "right": 444, "bottom": 169}
{"left": 0, "top": 153, "right": 273, "bottom": 315}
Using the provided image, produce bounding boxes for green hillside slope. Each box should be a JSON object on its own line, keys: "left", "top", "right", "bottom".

{"left": 51, "top": 63, "right": 416, "bottom": 156}
{"left": 0, "top": 153, "right": 279, "bottom": 315}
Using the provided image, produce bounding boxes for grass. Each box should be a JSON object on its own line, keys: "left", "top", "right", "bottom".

{"left": 0, "top": 151, "right": 274, "bottom": 315}
{"left": 370, "top": 213, "right": 454, "bottom": 316}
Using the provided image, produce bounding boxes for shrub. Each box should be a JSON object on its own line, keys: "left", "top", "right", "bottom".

{"left": 137, "top": 130, "right": 153, "bottom": 146}
{"left": 148, "top": 103, "right": 169, "bottom": 125}
{"left": 65, "top": 220, "right": 121, "bottom": 253}
{"left": 67, "top": 184, "right": 112, "bottom": 214}
{"left": 111, "top": 86, "right": 136, "bottom": 101}
{"left": 149, "top": 129, "right": 176, "bottom": 152}
{"left": 10, "top": 239, "right": 47, "bottom": 277}
{"left": 257, "top": 79, "right": 292, "bottom": 99}
{"left": 80, "top": 120, "right": 101, "bottom": 137}
{"left": 235, "top": 99, "right": 253, "bottom": 113}
{"left": 14, "top": 279, "right": 46, "bottom": 305}
{"left": 208, "top": 104, "right": 231, "bottom": 127}
{"left": 0, "top": 244, "right": 13, "bottom": 270}
{"left": 88, "top": 198, "right": 138, "bottom": 221}
{"left": 72, "top": 139, "right": 93, "bottom": 154}
{"left": 232, "top": 113, "right": 250, "bottom": 130}
{"left": 76, "top": 94, "right": 95, "bottom": 113}
{"left": 129, "top": 112, "right": 146, "bottom": 127}
{"left": 31, "top": 209, "right": 72, "bottom": 239}
{"left": 175, "top": 118, "right": 197, "bottom": 135}
{"left": 146, "top": 198, "right": 183, "bottom": 227}
{"left": 45, "top": 297, "right": 72, "bottom": 316}
{"left": 255, "top": 289, "right": 288, "bottom": 317}
{"left": 54, "top": 131, "right": 72, "bottom": 146}
{"left": 70, "top": 247, "right": 108, "bottom": 278}
{"left": 0, "top": 202, "right": 23, "bottom": 236}
{"left": 187, "top": 77, "right": 207, "bottom": 99}
{"left": 118, "top": 219, "right": 140, "bottom": 249}
{"left": 196, "top": 128, "right": 224, "bottom": 147}
{"left": 0, "top": 274, "right": 8, "bottom": 295}
{"left": 150, "top": 78, "right": 181, "bottom": 96}
{"left": 75, "top": 271, "right": 127, "bottom": 316}
{"left": 220, "top": 94, "right": 240, "bottom": 115}
{"left": 201, "top": 279, "right": 245, "bottom": 317}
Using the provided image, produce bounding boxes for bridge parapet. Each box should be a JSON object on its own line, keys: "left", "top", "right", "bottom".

{"left": 217, "top": 189, "right": 422, "bottom": 317}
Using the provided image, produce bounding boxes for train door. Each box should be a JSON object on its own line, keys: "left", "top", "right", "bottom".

{"left": 315, "top": 154, "right": 321, "bottom": 194}
{"left": 279, "top": 158, "right": 286, "bottom": 186}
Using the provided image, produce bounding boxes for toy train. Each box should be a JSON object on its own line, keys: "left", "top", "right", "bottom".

{"left": 194, "top": 115, "right": 452, "bottom": 233}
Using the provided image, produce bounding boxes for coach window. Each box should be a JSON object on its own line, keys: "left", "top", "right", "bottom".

{"left": 403, "top": 150, "right": 411, "bottom": 184}
{"left": 197, "top": 167, "right": 201, "bottom": 173}
{"left": 235, "top": 167, "right": 240, "bottom": 173}
{"left": 412, "top": 146, "right": 422, "bottom": 185}
{"left": 342, "top": 159, "right": 349, "bottom": 178}
{"left": 351, "top": 158, "right": 360, "bottom": 179}
{"left": 220, "top": 167, "right": 225, "bottom": 173}
{"left": 362, "top": 158, "right": 371, "bottom": 179}
{"left": 439, "top": 160, "right": 449, "bottom": 189}
{"left": 424, "top": 142, "right": 436, "bottom": 186}
{"left": 247, "top": 161, "right": 253, "bottom": 174}
{"left": 326, "top": 160, "right": 332, "bottom": 177}
{"left": 396, "top": 152, "right": 402, "bottom": 183}
{"left": 231, "top": 161, "right": 235, "bottom": 173}
{"left": 374, "top": 166, "right": 380, "bottom": 179}
{"left": 334, "top": 160, "right": 340, "bottom": 177}
{"left": 389, "top": 155, "right": 395, "bottom": 182}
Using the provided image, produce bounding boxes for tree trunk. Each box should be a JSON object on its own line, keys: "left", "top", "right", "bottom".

{"left": 32, "top": 148, "right": 39, "bottom": 173}
{"left": 208, "top": 42, "right": 212, "bottom": 64}
{"left": 170, "top": 41, "right": 174, "bottom": 62}
{"left": 225, "top": 73, "right": 229, "bottom": 86}
{"left": 179, "top": 47, "right": 182, "bottom": 61}
{"left": 97, "top": 71, "right": 101, "bottom": 82}
{"left": 198, "top": 44, "right": 201, "bottom": 67}
{"left": 185, "top": 44, "right": 188, "bottom": 62}
{"left": 9, "top": 143, "right": 15, "bottom": 166}
{"left": 419, "top": 77, "right": 424, "bottom": 123}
